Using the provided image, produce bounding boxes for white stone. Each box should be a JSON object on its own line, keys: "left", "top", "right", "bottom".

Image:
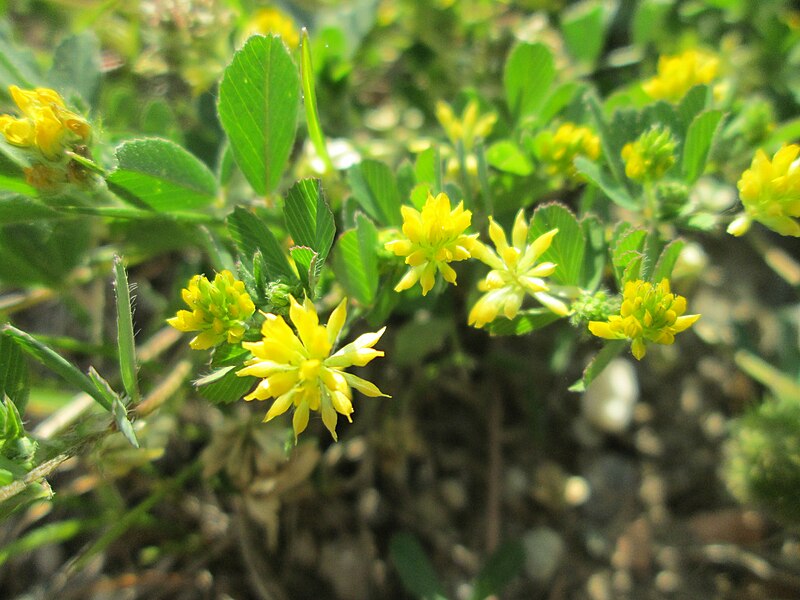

{"left": 581, "top": 358, "right": 640, "bottom": 434}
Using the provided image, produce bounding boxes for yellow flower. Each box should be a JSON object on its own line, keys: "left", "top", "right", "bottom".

{"left": 728, "top": 145, "right": 800, "bottom": 237}
{"left": 621, "top": 126, "right": 677, "bottom": 183}
{"left": 468, "top": 210, "right": 570, "bottom": 328}
{"left": 237, "top": 296, "right": 388, "bottom": 441}
{"left": 643, "top": 49, "right": 719, "bottom": 102}
{"left": 167, "top": 270, "right": 256, "bottom": 350}
{"left": 436, "top": 99, "right": 497, "bottom": 152}
{"left": 0, "top": 85, "right": 90, "bottom": 160}
{"left": 534, "top": 123, "right": 601, "bottom": 181}
{"left": 242, "top": 7, "right": 300, "bottom": 48}
{"left": 385, "top": 191, "right": 478, "bottom": 295}
{"left": 588, "top": 279, "right": 700, "bottom": 360}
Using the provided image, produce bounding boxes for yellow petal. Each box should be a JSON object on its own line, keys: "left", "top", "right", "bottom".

{"left": 588, "top": 321, "right": 617, "bottom": 339}
{"left": 291, "top": 400, "right": 310, "bottom": 440}
{"left": 327, "top": 298, "right": 348, "bottom": 346}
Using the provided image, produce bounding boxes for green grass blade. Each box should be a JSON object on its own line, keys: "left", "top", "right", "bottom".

{"left": 1, "top": 325, "right": 111, "bottom": 411}
{"left": 301, "top": 28, "right": 334, "bottom": 174}
{"left": 114, "top": 256, "right": 139, "bottom": 405}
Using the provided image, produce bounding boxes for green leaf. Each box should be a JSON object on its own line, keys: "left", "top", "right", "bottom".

{"left": 504, "top": 43, "right": 555, "bottom": 121}
{"left": 574, "top": 157, "right": 638, "bottom": 210}
{"left": 651, "top": 239, "right": 685, "bottom": 283}
{"left": 585, "top": 92, "right": 629, "bottom": 189}
{"left": 218, "top": 35, "right": 300, "bottom": 195}
{"left": 394, "top": 318, "right": 451, "bottom": 366}
{"left": 107, "top": 138, "right": 217, "bottom": 211}
{"left": 569, "top": 339, "right": 628, "bottom": 392}
{"left": 196, "top": 366, "right": 255, "bottom": 405}
{"left": 580, "top": 214, "right": 606, "bottom": 291}
{"left": 537, "top": 82, "right": 585, "bottom": 127}
{"left": 486, "top": 309, "right": 562, "bottom": 336}
{"left": 470, "top": 540, "right": 525, "bottom": 600}
{"left": 0, "top": 220, "right": 90, "bottom": 285}
{"left": 681, "top": 110, "right": 723, "bottom": 183}
{"left": 284, "top": 178, "right": 336, "bottom": 264}
{"left": 631, "top": 0, "right": 672, "bottom": 46}
{"left": 610, "top": 226, "right": 647, "bottom": 286}
{"left": 0, "top": 335, "right": 28, "bottom": 414}
{"left": 0, "top": 176, "right": 36, "bottom": 197}
{"left": 389, "top": 533, "right": 447, "bottom": 600}
{"left": 47, "top": 32, "right": 101, "bottom": 105}
{"left": 486, "top": 141, "right": 533, "bottom": 175}
{"left": 289, "top": 246, "right": 321, "bottom": 295}
{"left": 111, "top": 395, "right": 139, "bottom": 449}
{"left": 347, "top": 160, "right": 403, "bottom": 227}
{"left": 0, "top": 396, "right": 24, "bottom": 443}
{"left": 529, "top": 202, "right": 585, "bottom": 286}
{"left": 415, "top": 147, "right": 437, "bottom": 185}
{"left": 0, "top": 25, "right": 41, "bottom": 92}
{"left": 301, "top": 29, "right": 334, "bottom": 174}
{"left": 331, "top": 213, "right": 379, "bottom": 306}
{"left": 677, "top": 85, "right": 711, "bottom": 129}
{"left": 113, "top": 256, "right": 139, "bottom": 405}
{"left": 227, "top": 206, "right": 297, "bottom": 283}
{"left": 0, "top": 519, "right": 88, "bottom": 567}
{"left": 734, "top": 351, "right": 800, "bottom": 403}
{"left": 561, "top": 1, "right": 605, "bottom": 66}
{"left": 1, "top": 325, "right": 111, "bottom": 411}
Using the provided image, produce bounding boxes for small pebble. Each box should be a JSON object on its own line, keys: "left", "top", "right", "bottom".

{"left": 523, "top": 527, "right": 565, "bottom": 584}
{"left": 564, "top": 475, "right": 591, "bottom": 506}
{"left": 586, "top": 571, "right": 612, "bottom": 600}
{"left": 655, "top": 570, "right": 681, "bottom": 593}
{"left": 582, "top": 359, "right": 639, "bottom": 434}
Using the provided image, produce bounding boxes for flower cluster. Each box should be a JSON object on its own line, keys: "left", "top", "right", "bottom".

{"left": 621, "top": 126, "right": 677, "bottom": 182}
{"left": 0, "top": 85, "right": 92, "bottom": 189}
{"left": 0, "top": 85, "right": 91, "bottom": 160}
{"left": 385, "top": 191, "right": 478, "bottom": 295}
{"left": 436, "top": 99, "right": 497, "bottom": 152}
{"left": 588, "top": 279, "right": 700, "bottom": 360}
{"left": 237, "top": 296, "right": 387, "bottom": 441}
{"left": 242, "top": 6, "right": 300, "bottom": 48}
{"left": 468, "top": 211, "right": 570, "bottom": 328}
{"left": 167, "top": 270, "right": 256, "bottom": 350}
{"left": 727, "top": 145, "right": 800, "bottom": 237}
{"left": 534, "top": 123, "right": 601, "bottom": 181}
{"left": 643, "top": 49, "right": 719, "bottom": 102}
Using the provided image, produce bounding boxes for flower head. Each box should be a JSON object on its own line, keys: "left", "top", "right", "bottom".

{"left": 385, "top": 191, "right": 478, "bottom": 295}
{"left": 237, "top": 296, "right": 388, "bottom": 441}
{"left": 534, "top": 123, "right": 601, "bottom": 181}
{"left": 727, "top": 145, "right": 800, "bottom": 237}
{"left": 468, "top": 210, "right": 570, "bottom": 328}
{"left": 588, "top": 279, "right": 700, "bottom": 360}
{"left": 436, "top": 99, "right": 497, "bottom": 152}
{"left": 0, "top": 85, "right": 90, "bottom": 160}
{"left": 242, "top": 7, "right": 300, "bottom": 48}
{"left": 621, "top": 126, "right": 677, "bottom": 183}
{"left": 643, "top": 49, "right": 719, "bottom": 102}
{"left": 167, "top": 270, "right": 256, "bottom": 350}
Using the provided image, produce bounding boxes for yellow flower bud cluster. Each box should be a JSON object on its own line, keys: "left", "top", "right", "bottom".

{"left": 727, "top": 145, "right": 800, "bottom": 237}
{"left": 643, "top": 49, "right": 719, "bottom": 102}
{"left": 167, "top": 270, "right": 256, "bottom": 350}
{"left": 588, "top": 279, "right": 700, "bottom": 360}
{"left": 534, "top": 123, "right": 601, "bottom": 181}
{"left": 0, "top": 85, "right": 92, "bottom": 189}
{"left": 621, "top": 126, "right": 677, "bottom": 183}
